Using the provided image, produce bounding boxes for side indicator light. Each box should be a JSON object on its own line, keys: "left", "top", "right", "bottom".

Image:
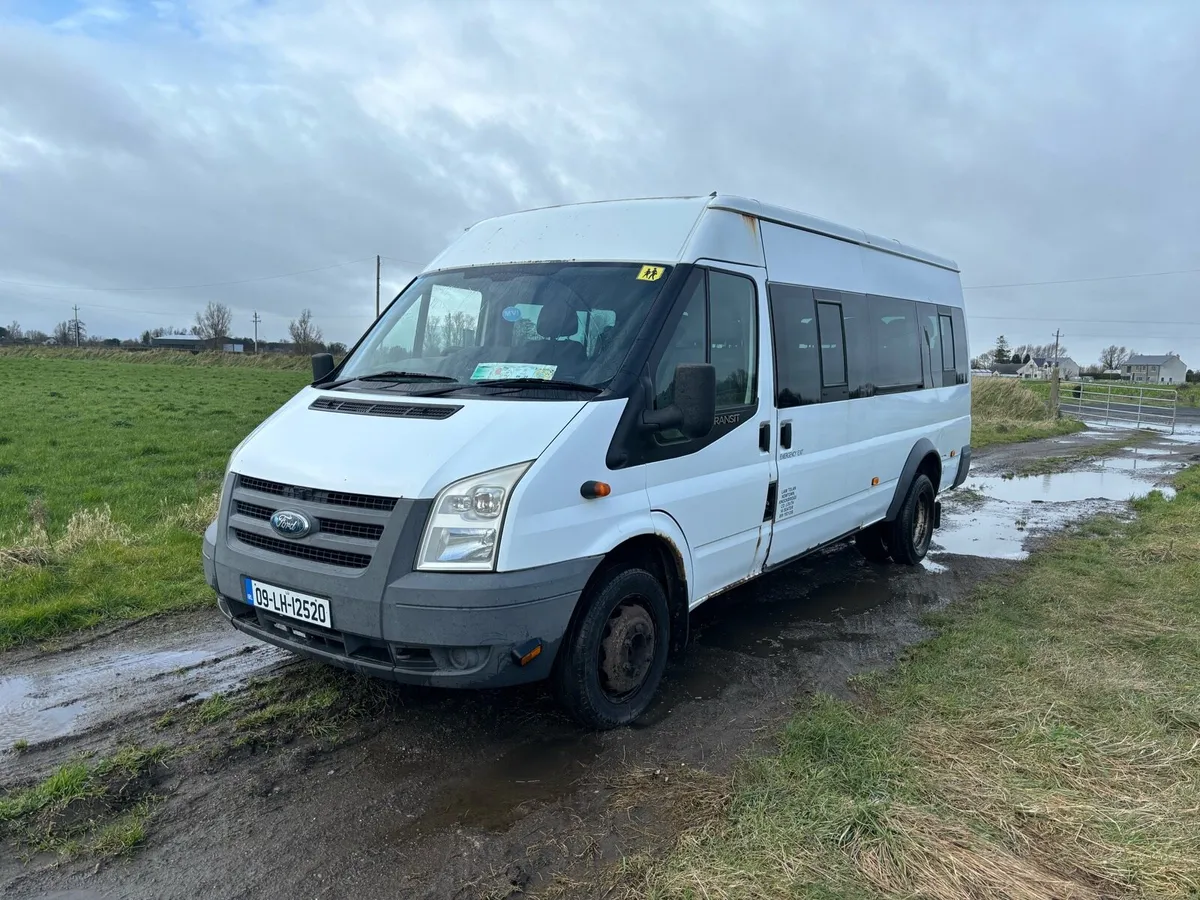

{"left": 871, "top": 477, "right": 880, "bottom": 486}
{"left": 580, "top": 480, "right": 612, "bottom": 499}
{"left": 950, "top": 450, "right": 957, "bottom": 458}
{"left": 512, "top": 639, "right": 543, "bottom": 666}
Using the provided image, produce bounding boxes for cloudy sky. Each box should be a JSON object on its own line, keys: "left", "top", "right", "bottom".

{"left": 2, "top": 0, "right": 1198, "bottom": 367}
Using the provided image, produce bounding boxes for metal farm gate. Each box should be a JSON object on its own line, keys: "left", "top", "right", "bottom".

{"left": 1057, "top": 380, "right": 1177, "bottom": 433}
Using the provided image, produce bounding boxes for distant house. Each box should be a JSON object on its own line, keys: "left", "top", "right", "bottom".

{"left": 1122, "top": 354, "right": 1188, "bottom": 384}
{"left": 989, "top": 363, "right": 1023, "bottom": 377}
{"left": 1017, "top": 356, "right": 1081, "bottom": 380}
{"left": 151, "top": 334, "right": 206, "bottom": 352}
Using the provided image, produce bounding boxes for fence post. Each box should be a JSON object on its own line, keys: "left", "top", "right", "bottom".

{"left": 1136, "top": 386, "right": 1143, "bottom": 428}
{"left": 1049, "top": 368, "right": 1060, "bottom": 418}
{"left": 1104, "top": 383, "right": 1111, "bottom": 425}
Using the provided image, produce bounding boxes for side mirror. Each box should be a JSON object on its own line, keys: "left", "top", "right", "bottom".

{"left": 642, "top": 363, "right": 716, "bottom": 439}
{"left": 311, "top": 353, "right": 335, "bottom": 383}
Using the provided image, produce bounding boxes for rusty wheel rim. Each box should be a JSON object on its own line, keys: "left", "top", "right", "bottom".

{"left": 598, "top": 599, "right": 656, "bottom": 701}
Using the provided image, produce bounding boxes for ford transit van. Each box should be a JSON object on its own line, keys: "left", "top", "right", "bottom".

{"left": 203, "top": 194, "right": 971, "bottom": 728}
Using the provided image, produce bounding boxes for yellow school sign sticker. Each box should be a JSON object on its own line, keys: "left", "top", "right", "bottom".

{"left": 636, "top": 265, "right": 665, "bottom": 282}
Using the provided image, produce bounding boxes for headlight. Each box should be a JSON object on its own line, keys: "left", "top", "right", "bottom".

{"left": 417, "top": 462, "right": 532, "bottom": 571}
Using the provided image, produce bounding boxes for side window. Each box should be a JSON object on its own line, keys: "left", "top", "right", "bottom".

{"left": 871, "top": 295, "right": 923, "bottom": 392}
{"left": 939, "top": 314, "right": 955, "bottom": 372}
{"left": 817, "top": 302, "right": 847, "bottom": 386}
{"left": 768, "top": 284, "right": 821, "bottom": 408}
{"left": 708, "top": 271, "right": 758, "bottom": 408}
{"left": 917, "top": 303, "right": 940, "bottom": 388}
{"left": 950, "top": 308, "right": 969, "bottom": 383}
{"left": 653, "top": 271, "right": 706, "bottom": 412}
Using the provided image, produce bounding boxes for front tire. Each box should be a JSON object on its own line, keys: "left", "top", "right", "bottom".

{"left": 553, "top": 566, "right": 670, "bottom": 730}
{"left": 888, "top": 473, "right": 936, "bottom": 565}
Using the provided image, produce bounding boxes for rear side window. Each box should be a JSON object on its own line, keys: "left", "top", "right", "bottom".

{"left": 817, "top": 302, "right": 847, "bottom": 386}
{"left": 939, "top": 314, "right": 955, "bottom": 372}
{"left": 871, "top": 296, "right": 923, "bottom": 391}
{"left": 768, "top": 284, "right": 821, "bottom": 407}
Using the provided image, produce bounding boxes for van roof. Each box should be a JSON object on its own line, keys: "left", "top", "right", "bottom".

{"left": 428, "top": 193, "right": 958, "bottom": 274}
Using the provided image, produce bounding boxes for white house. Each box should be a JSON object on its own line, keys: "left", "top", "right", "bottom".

{"left": 1017, "top": 356, "right": 1080, "bottom": 380}
{"left": 1122, "top": 354, "right": 1188, "bottom": 384}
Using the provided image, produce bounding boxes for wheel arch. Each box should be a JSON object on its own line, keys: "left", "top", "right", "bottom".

{"left": 886, "top": 439, "right": 942, "bottom": 521}
{"left": 563, "top": 531, "right": 691, "bottom": 659}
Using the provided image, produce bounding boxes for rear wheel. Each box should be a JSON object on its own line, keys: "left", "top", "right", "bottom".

{"left": 888, "top": 473, "right": 936, "bottom": 565}
{"left": 854, "top": 523, "right": 891, "bottom": 563}
{"left": 552, "top": 566, "right": 670, "bottom": 730}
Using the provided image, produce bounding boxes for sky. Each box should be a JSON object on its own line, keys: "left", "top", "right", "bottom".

{"left": 1, "top": 0, "right": 1198, "bottom": 368}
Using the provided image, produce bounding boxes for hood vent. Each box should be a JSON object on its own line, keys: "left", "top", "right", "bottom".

{"left": 310, "top": 396, "right": 461, "bottom": 420}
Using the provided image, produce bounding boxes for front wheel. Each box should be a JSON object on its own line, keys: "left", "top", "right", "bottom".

{"left": 888, "top": 473, "right": 936, "bottom": 565}
{"left": 552, "top": 566, "right": 670, "bottom": 730}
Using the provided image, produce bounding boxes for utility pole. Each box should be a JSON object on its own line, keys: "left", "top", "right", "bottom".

{"left": 1052, "top": 329, "right": 1061, "bottom": 367}
{"left": 375, "top": 255, "right": 381, "bottom": 320}
{"left": 252, "top": 311, "right": 261, "bottom": 354}
{"left": 72, "top": 305, "right": 80, "bottom": 347}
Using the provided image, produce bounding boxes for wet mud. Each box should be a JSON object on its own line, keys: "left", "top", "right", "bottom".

{"left": 4, "top": 426, "right": 1197, "bottom": 900}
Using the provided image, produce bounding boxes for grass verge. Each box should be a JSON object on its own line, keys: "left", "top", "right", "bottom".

{"left": 636, "top": 468, "right": 1200, "bottom": 899}
{"left": 0, "top": 745, "right": 168, "bottom": 858}
{"left": 970, "top": 377, "right": 1084, "bottom": 449}
{"left": 0, "top": 357, "right": 307, "bottom": 647}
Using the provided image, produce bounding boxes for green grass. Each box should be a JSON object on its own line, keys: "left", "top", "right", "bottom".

{"left": 0, "top": 745, "right": 168, "bottom": 857}
{"left": 0, "top": 357, "right": 308, "bottom": 647}
{"left": 970, "top": 377, "right": 1085, "bottom": 449}
{"left": 638, "top": 470, "right": 1200, "bottom": 899}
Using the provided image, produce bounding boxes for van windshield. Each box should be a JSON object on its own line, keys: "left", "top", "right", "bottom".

{"left": 336, "top": 262, "right": 673, "bottom": 392}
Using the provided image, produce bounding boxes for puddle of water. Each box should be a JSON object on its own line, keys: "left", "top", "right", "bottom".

{"left": 0, "top": 629, "right": 287, "bottom": 749}
{"left": 968, "top": 470, "right": 1175, "bottom": 504}
{"left": 412, "top": 733, "right": 602, "bottom": 833}
{"left": 935, "top": 462, "right": 1177, "bottom": 561}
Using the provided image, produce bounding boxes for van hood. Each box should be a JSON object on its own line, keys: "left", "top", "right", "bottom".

{"left": 229, "top": 387, "right": 588, "bottom": 499}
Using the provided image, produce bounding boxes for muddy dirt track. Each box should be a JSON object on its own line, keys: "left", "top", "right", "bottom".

{"left": 3, "top": 425, "right": 1197, "bottom": 900}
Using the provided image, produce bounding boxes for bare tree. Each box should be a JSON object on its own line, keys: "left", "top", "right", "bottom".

{"left": 53, "top": 319, "right": 86, "bottom": 345}
{"left": 194, "top": 302, "right": 233, "bottom": 350}
{"left": 288, "top": 309, "right": 324, "bottom": 355}
{"left": 25, "top": 329, "right": 48, "bottom": 344}
{"left": 1098, "top": 345, "right": 1130, "bottom": 369}
{"left": 6, "top": 321, "right": 22, "bottom": 341}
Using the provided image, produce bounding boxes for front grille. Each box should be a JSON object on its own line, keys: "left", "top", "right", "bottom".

{"left": 238, "top": 475, "right": 397, "bottom": 512}
{"left": 233, "top": 529, "right": 372, "bottom": 569}
{"left": 233, "top": 500, "right": 384, "bottom": 541}
{"left": 310, "top": 396, "right": 461, "bottom": 420}
{"left": 234, "top": 500, "right": 272, "bottom": 521}
{"left": 319, "top": 519, "right": 385, "bottom": 540}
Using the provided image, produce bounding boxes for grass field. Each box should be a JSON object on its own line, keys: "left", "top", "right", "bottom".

{"left": 0, "top": 353, "right": 1078, "bottom": 647}
{"left": 637, "top": 470, "right": 1200, "bottom": 899}
{"left": 0, "top": 356, "right": 308, "bottom": 647}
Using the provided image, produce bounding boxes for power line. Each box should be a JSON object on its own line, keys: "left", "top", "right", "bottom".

{"left": 0, "top": 256, "right": 375, "bottom": 293}
{"left": 970, "top": 314, "right": 1200, "bottom": 326}
{"left": 963, "top": 265, "right": 1200, "bottom": 291}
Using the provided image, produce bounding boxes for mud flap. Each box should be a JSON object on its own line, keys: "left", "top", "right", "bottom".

{"left": 933, "top": 500, "right": 942, "bottom": 531}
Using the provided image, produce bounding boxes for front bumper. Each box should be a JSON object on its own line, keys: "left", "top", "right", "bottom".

{"left": 205, "top": 520, "right": 600, "bottom": 688}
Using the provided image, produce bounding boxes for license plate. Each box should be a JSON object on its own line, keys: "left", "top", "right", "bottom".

{"left": 243, "top": 578, "right": 331, "bottom": 628}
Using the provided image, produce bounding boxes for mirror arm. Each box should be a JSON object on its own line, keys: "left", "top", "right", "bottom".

{"left": 641, "top": 406, "right": 683, "bottom": 431}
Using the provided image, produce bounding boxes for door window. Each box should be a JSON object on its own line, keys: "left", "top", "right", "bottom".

{"left": 768, "top": 284, "right": 821, "bottom": 407}
{"left": 817, "top": 302, "right": 847, "bottom": 386}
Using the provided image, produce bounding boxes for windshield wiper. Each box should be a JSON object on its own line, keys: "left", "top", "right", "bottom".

{"left": 473, "top": 378, "right": 603, "bottom": 393}
{"left": 322, "top": 371, "right": 458, "bottom": 389}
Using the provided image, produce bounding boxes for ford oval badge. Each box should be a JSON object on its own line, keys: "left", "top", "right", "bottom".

{"left": 270, "top": 510, "right": 312, "bottom": 539}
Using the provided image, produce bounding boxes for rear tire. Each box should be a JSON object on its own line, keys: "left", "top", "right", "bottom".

{"left": 888, "top": 473, "right": 936, "bottom": 565}
{"left": 552, "top": 566, "right": 670, "bottom": 730}
{"left": 854, "top": 523, "right": 891, "bottom": 563}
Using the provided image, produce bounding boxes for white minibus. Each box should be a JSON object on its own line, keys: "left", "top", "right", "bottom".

{"left": 204, "top": 194, "right": 971, "bottom": 728}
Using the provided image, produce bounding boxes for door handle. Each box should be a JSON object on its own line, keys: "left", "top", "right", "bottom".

{"left": 759, "top": 421, "right": 770, "bottom": 452}
{"left": 781, "top": 422, "right": 792, "bottom": 450}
